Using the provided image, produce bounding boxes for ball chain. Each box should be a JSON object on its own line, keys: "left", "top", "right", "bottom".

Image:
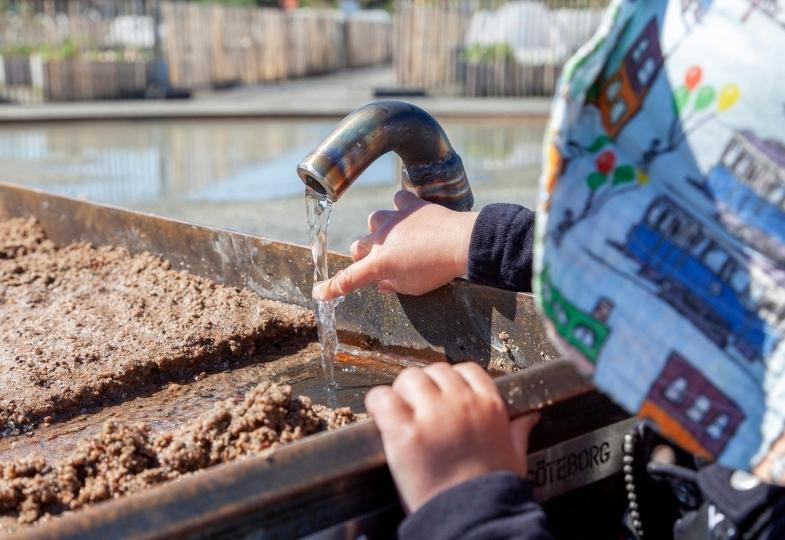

{"left": 624, "top": 429, "right": 644, "bottom": 538}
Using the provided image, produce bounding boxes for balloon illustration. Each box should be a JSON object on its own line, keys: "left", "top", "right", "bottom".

{"left": 587, "top": 171, "right": 607, "bottom": 191}
{"left": 674, "top": 86, "right": 690, "bottom": 113}
{"left": 694, "top": 85, "right": 716, "bottom": 112}
{"left": 595, "top": 150, "right": 616, "bottom": 175}
{"left": 685, "top": 65, "right": 702, "bottom": 91}
{"left": 612, "top": 165, "right": 635, "bottom": 186}
{"left": 718, "top": 83, "right": 741, "bottom": 112}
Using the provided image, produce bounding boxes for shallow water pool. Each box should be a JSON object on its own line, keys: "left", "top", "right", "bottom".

{"left": 0, "top": 117, "right": 545, "bottom": 251}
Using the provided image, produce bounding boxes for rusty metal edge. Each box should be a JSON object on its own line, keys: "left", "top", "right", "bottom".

{"left": 0, "top": 182, "right": 558, "bottom": 369}
{"left": 0, "top": 183, "right": 586, "bottom": 538}
{"left": 8, "top": 360, "right": 593, "bottom": 540}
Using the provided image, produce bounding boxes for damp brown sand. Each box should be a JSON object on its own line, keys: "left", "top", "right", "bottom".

{"left": 0, "top": 217, "right": 315, "bottom": 430}
{"left": 0, "top": 342, "right": 400, "bottom": 465}
{"left": 0, "top": 380, "right": 363, "bottom": 528}
{"left": 0, "top": 217, "right": 406, "bottom": 533}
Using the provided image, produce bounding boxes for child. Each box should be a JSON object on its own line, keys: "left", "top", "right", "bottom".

{"left": 314, "top": 1, "right": 785, "bottom": 537}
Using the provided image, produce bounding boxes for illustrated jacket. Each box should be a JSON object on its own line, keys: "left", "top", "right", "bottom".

{"left": 397, "top": 203, "right": 785, "bottom": 540}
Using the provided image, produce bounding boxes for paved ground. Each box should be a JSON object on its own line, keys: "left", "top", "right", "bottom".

{"left": 0, "top": 67, "right": 552, "bottom": 123}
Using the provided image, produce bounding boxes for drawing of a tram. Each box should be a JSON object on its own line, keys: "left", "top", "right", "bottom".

{"left": 595, "top": 17, "right": 663, "bottom": 138}
{"left": 705, "top": 131, "right": 785, "bottom": 259}
{"left": 615, "top": 195, "right": 765, "bottom": 362}
{"left": 639, "top": 351, "right": 745, "bottom": 458}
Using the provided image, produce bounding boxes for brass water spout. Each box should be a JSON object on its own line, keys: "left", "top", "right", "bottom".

{"left": 297, "top": 101, "right": 473, "bottom": 211}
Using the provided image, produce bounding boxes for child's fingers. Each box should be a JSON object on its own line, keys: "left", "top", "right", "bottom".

{"left": 509, "top": 413, "right": 541, "bottom": 470}
{"left": 423, "top": 362, "right": 471, "bottom": 395}
{"left": 393, "top": 189, "right": 424, "bottom": 211}
{"left": 312, "top": 257, "right": 380, "bottom": 300}
{"left": 365, "top": 386, "right": 413, "bottom": 433}
{"left": 392, "top": 367, "right": 441, "bottom": 407}
{"left": 350, "top": 235, "right": 374, "bottom": 261}
{"left": 453, "top": 362, "right": 500, "bottom": 401}
{"left": 368, "top": 210, "right": 396, "bottom": 233}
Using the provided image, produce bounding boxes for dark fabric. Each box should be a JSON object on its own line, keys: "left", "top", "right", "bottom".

{"left": 467, "top": 204, "right": 536, "bottom": 293}
{"left": 672, "top": 465, "right": 785, "bottom": 540}
{"left": 698, "top": 465, "right": 781, "bottom": 529}
{"left": 397, "top": 471, "right": 552, "bottom": 540}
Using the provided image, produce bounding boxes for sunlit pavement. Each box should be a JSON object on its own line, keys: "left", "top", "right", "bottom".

{"left": 0, "top": 67, "right": 552, "bottom": 124}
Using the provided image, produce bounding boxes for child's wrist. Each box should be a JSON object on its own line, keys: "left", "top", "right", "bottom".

{"left": 452, "top": 211, "right": 479, "bottom": 278}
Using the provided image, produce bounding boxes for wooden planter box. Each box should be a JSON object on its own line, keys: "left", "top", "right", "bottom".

{"left": 458, "top": 56, "right": 559, "bottom": 97}
{"left": 1, "top": 56, "right": 150, "bottom": 102}
{"left": 1, "top": 56, "right": 33, "bottom": 86}
{"left": 41, "top": 58, "right": 150, "bottom": 101}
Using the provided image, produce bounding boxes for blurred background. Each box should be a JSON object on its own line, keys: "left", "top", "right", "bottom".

{"left": 0, "top": 0, "right": 608, "bottom": 250}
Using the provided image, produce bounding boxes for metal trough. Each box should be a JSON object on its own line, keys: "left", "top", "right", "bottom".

{"left": 0, "top": 183, "right": 631, "bottom": 540}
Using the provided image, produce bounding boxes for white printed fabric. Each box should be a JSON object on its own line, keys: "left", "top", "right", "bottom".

{"left": 534, "top": 0, "right": 785, "bottom": 480}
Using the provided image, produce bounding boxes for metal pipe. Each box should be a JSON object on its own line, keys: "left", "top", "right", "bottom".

{"left": 297, "top": 101, "right": 474, "bottom": 211}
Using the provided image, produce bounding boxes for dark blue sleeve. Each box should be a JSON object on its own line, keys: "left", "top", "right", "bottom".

{"left": 397, "top": 471, "right": 553, "bottom": 540}
{"left": 467, "top": 204, "right": 535, "bottom": 293}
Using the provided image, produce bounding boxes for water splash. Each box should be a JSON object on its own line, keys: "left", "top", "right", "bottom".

{"left": 306, "top": 189, "right": 343, "bottom": 405}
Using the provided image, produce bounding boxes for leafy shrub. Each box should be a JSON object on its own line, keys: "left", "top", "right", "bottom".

{"left": 461, "top": 42, "right": 516, "bottom": 64}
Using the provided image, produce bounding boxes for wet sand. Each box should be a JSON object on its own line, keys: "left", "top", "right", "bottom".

{"left": 0, "top": 217, "right": 314, "bottom": 430}
{"left": 0, "top": 380, "right": 362, "bottom": 526}
{"left": 0, "top": 217, "right": 408, "bottom": 533}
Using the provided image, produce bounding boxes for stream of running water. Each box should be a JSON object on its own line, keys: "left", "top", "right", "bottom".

{"left": 306, "top": 189, "right": 343, "bottom": 405}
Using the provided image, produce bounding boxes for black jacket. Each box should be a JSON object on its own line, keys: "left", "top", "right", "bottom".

{"left": 398, "top": 203, "right": 785, "bottom": 540}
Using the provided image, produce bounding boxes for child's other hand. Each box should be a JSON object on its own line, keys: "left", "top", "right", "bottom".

{"left": 312, "top": 190, "right": 478, "bottom": 301}
{"left": 365, "top": 362, "right": 540, "bottom": 513}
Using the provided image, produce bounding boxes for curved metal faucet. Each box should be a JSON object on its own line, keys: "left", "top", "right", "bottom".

{"left": 297, "top": 101, "right": 473, "bottom": 211}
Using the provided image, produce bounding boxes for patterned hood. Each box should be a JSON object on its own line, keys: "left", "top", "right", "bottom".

{"left": 534, "top": 0, "right": 785, "bottom": 481}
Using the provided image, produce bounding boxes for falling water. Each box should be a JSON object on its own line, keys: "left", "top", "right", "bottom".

{"left": 306, "top": 189, "right": 343, "bottom": 404}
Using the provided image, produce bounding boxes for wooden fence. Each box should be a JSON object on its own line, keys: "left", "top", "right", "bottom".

{"left": 161, "top": 5, "right": 391, "bottom": 89}
{"left": 393, "top": 0, "right": 606, "bottom": 97}
{"left": 0, "top": 3, "right": 392, "bottom": 102}
{"left": 346, "top": 10, "right": 393, "bottom": 68}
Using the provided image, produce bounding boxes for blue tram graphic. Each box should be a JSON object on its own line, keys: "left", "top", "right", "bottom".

{"left": 702, "top": 130, "right": 785, "bottom": 262}
{"left": 614, "top": 195, "right": 766, "bottom": 362}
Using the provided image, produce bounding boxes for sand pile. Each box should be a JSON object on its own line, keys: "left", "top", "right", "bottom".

{"left": 0, "top": 217, "right": 315, "bottom": 430}
{"left": 0, "top": 381, "right": 360, "bottom": 524}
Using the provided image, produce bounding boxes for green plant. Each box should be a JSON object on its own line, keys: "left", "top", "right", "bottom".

{"left": 38, "top": 38, "right": 80, "bottom": 61}
{"left": 2, "top": 39, "right": 81, "bottom": 61}
{"left": 461, "top": 42, "right": 515, "bottom": 64}
{"left": 0, "top": 44, "right": 36, "bottom": 58}
{"left": 300, "top": 0, "right": 339, "bottom": 6}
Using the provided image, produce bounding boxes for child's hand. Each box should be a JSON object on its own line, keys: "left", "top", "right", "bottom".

{"left": 365, "top": 362, "right": 540, "bottom": 512}
{"left": 312, "top": 190, "right": 478, "bottom": 301}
